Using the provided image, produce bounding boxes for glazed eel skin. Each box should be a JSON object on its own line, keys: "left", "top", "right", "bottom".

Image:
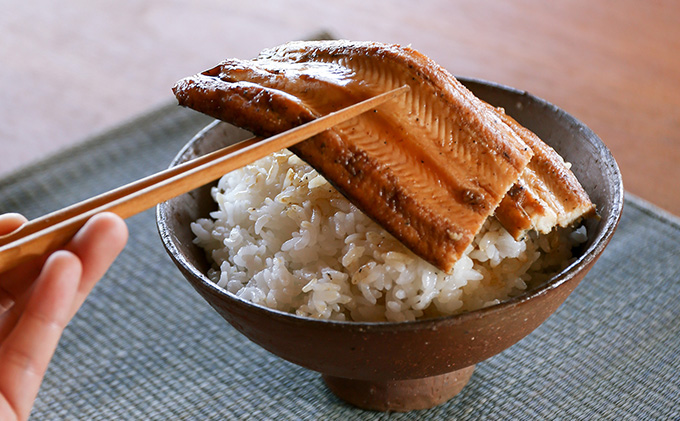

{"left": 174, "top": 40, "right": 591, "bottom": 272}
{"left": 493, "top": 109, "right": 596, "bottom": 239}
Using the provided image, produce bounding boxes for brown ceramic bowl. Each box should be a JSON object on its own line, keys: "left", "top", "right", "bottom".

{"left": 156, "top": 78, "right": 623, "bottom": 412}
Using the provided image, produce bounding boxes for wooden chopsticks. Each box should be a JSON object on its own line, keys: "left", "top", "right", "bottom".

{"left": 0, "top": 85, "right": 409, "bottom": 273}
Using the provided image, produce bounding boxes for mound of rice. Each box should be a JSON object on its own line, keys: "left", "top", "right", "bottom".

{"left": 192, "top": 150, "right": 586, "bottom": 322}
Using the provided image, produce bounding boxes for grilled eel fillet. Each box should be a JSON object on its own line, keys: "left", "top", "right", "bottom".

{"left": 493, "top": 109, "right": 596, "bottom": 239}
{"left": 175, "top": 40, "right": 559, "bottom": 273}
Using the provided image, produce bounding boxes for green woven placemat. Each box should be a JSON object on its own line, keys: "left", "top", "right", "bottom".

{"left": 2, "top": 104, "right": 679, "bottom": 420}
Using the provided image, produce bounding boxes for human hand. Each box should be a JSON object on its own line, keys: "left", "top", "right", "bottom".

{"left": 0, "top": 212, "right": 128, "bottom": 421}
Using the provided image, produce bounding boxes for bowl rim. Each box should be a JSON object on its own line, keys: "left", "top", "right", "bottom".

{"left": 157, "top": 76, "right": 624, "bottom": 331}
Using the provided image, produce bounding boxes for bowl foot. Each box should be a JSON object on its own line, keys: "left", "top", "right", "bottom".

{"left": 322, "top": 365, "right": 475, "bottom": 412}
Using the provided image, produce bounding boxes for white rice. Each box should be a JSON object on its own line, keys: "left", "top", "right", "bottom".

{"left": 192, "top": 150, "right": 586, "bottom": 322}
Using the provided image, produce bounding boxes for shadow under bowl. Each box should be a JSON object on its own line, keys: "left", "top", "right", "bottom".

{"left": 156, "top": 78, "right": 623, "bottom": 411}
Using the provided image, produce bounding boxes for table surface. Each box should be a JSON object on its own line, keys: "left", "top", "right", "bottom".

{"left": 2, "top": 0, "right": 679, "bottom": 215}
{"left": 2, "top": 100, "right": 677, "bottom": 420}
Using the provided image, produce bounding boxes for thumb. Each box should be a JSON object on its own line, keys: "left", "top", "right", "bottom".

{"left": 0, "top": 214, "right": 27, "bottom": 236}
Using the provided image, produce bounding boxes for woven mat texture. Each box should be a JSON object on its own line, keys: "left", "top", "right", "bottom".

{"left": 1, "top": 104, "right": 679, "bottom": 420}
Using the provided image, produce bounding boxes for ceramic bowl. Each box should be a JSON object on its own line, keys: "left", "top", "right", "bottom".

{"left": 156, "top": 78, "right": 623, "bottom": 411}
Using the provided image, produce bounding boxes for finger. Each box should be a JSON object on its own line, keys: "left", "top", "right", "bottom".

{"left": 0, "top": 213, "right": 27, "bottom": 236}
{"left": 0, "top": 251, "right": 81, "bottom": 421}
{"left": 0, "top": 256, "right": 48, "bottom": 316}
{"left": 0, "top": 255, "right": 49, "bottom": 341}
{"left": 0, "top": 213, "right": 127, "bottom": 320}
{"left": 64, "top": 212, "right": 128, "bottom": 317}
{"left": 0, "top": 214, "right": 34, "bottom": 313}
